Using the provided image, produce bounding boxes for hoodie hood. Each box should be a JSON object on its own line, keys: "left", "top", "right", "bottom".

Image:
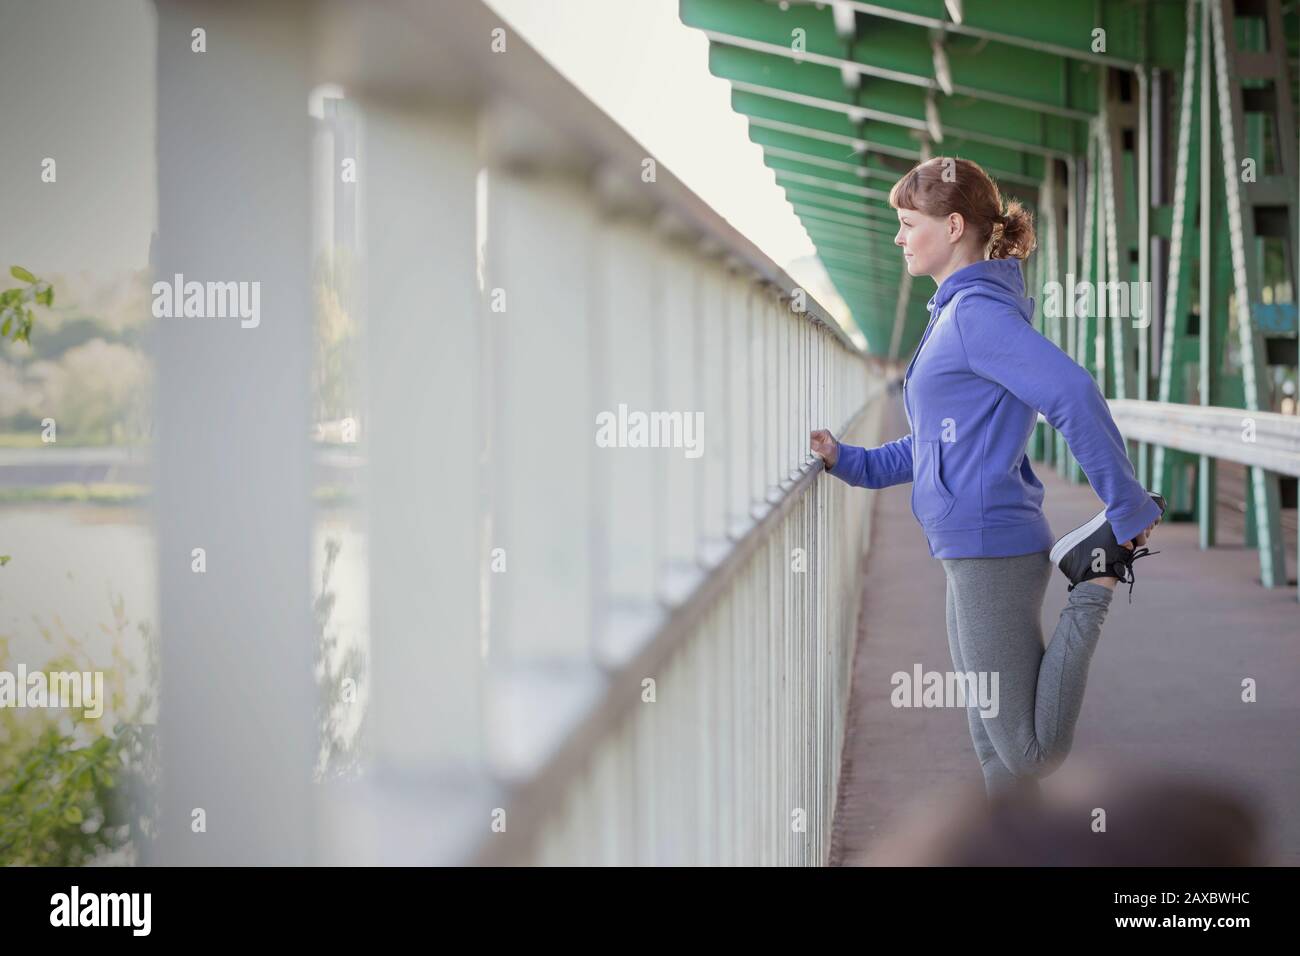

{"left": 927, "top": 257, "right": 1033, "bottom": 323}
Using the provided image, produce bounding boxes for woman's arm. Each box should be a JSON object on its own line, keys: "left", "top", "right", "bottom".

{"left": 814, "top": 431, "right": 914, "bottom": 489}
{"left": 953, "top": 293, "right": 1162, "bottom": 545}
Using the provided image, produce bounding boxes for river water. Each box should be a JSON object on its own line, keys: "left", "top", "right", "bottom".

{"left": 0, "top": 503, "right": 370, "bottom": 728}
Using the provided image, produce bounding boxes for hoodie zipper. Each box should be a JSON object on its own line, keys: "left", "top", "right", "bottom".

{"left": 903, "top": 304, "right": 942, "bottom": 389}
{"left": 901, "top": 306, "right": 940, "bottom": 430}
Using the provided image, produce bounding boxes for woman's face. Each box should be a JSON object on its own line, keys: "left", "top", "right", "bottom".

{"left": 894, "top": 206, "right": 961, "bottom": 278}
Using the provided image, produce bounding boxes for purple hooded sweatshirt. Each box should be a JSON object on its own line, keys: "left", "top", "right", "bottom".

{"left": 828, "top": 257, "right": 1161, "bottom": 559}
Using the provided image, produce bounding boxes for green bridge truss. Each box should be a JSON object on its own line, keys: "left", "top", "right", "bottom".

{"left": 683, "top": 0, "right": 1299, "bottom": 590}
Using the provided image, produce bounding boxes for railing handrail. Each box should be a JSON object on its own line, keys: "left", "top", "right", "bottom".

{"left": 471, "top": 379, "right": 889, "bottom": 863}
{"left": 149, "top": 0, "right": 886, "bottom": 866}
{"left": 1109, "top": 399, "right": 1300, "bottom": 477}
{"left": 319, "top": 0, "right": 869, "bottom": 359}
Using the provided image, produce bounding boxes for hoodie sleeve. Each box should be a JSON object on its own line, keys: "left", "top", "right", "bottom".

{"left": 827, "top": 433, "right": 914, "bottom": 489}
{"left": 953, "top": 292, "right": 1161, "bottom": 546}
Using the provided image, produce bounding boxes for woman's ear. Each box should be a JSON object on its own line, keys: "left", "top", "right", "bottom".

{"left": 947, "top": 212, "right": 965, "bottom": 244}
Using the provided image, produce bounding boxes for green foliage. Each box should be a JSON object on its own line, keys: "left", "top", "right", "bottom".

{"left": 0, "top": 483, "right": 148, "bottom": 505}
{"left": 0, "top": 268, "right": 153, "bottom": 445}
{"left": 0, "top": 533, "right": 364, "bottom": 864}
{"left": 1, "top": 266, "right": 52, "bottom": 344}
{"left": 0, "top": 266, "right": 50, "bottom": 574}
{"left": 0, "top": 722, "right": 154, "bottom": 866}
{"left": 0, "top": 270, "right": 162, "bottom": 865}
{"left": 0, "top": 260, "right": 368, "bottom": 861}
{"left": 0, "top": 600, "right": 159, "bottom": 866}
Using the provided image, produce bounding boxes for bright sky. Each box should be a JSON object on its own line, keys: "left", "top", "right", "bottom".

{"left": 482, "top": 0, "right": 855, "bottom": 331}
{"left": 0, "top": 0, "right": 156, "bottom": 278}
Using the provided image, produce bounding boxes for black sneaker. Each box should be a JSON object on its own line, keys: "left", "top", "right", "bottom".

{"left": 1049, "top": 493, "right": 1166, "bottom": 602}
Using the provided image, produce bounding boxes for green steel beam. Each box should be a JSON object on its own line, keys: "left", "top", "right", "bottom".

{"left": 762, "top": 143, "right": 901, "bottom": 185}
{"left": 810, "top": 237, "right": 902, "bottom": 258}
{"left": 795, "top": 206, "right": 899, "bottom": 235}
{"left": 780, "top": 183, "right": 900, "bottom": 221}
{"left": 793, "top": 203, "right": 898, "bottom": 231}
{"left": 711, "top": 43, "right": 1084, "bottom": 157}
{"left": 805, "top": 223, "right": 900, "bottom": 246}
{"left": 1098, "top": 98, "right": 1138, "bottom": 404}
{"left": 764, "top": 154, "right": 892, "bottom": 198}
{"left": 808, "top": 236, "right": 902, "bottom": 263}
{"left": 776, "top": 180, "right": 899, "bottom": 217}
{"left": 740, "top": 102, "right": 1047, "bottom": 185}
{"left": 819, "top": 271, "right": 897, "bottom": 291}
{"left": 754, "top": 121, "right": 1041, "bottom": 190}
{"left": 1151, "top": 2, "right": 1201, "bottom": 517}
{"left": 809, "top": 245, "right": 904, "bottom": 271}
{"left": 822, "top": 0, "right": 1186, "bottom": 71}
{"left": 817, "top": 250, "right": 925, "bottom": 284}
{"left": 681, "top": 0, "right": 1099, "bottom": 119}
{"left": 1136, "top": 63, "right": 1154, "bottom": 487}
{"left": 1207, "top": 0, "right": 1289, "bottom": 587}
{"left": 804, "top": 230, "right": 902, "bottom": 255}
{"left": 824, "top": 277, "right": 896, "bottom": 297}
{"left": 750, "top": 125, "right": 910, "bottom": 182}
{"left": 781, "top": 168, "right": 1038, "bottom": 223}
{"left": 775, "top": 176, "right": 898, "bottom": 218}
{"left": 1029, "top": 176, "right": 1058, "bottom": 464}
{"left": 828, "top": 294, "right": 899, "bottom": 320}
{"left": 807, "top": 229, "right": 900, "bottom": 250}
{"left": 830, "top": 295, "right": 896, "bottom": 317}
{"left": 803, "top": 224, "right": 902, "bottom": 249}
{"left": 819, "top": 259, "right": 908, "bottom": 283}
{"left": 811, "top": 253, "right": 901, "bottom": 282}
{"left": 814, "top": 251, "right": 901, "bottom": 272}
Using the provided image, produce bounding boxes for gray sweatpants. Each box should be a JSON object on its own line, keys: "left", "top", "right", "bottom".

{"left": 940, "top": 550, "right": 1114, "bottom": 799}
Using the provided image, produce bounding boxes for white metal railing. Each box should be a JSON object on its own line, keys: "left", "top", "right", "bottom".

{"left": 152, "top": 0, "right": 892, "bottom": 865}
{"left": 1114, "top": 398, "right": 1300, "bottom": 602}
{"left": 1112, "top": 400, "right": 1300, "bottom": 478}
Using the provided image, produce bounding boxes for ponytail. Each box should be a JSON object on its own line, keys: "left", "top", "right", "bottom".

{"left": 988, "top": 200, "right": 1035, "bottom": 260}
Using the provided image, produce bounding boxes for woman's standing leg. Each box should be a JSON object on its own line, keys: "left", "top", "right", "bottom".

{"left": 941, "top": 550, "right": 1115, "bottom": 780}
{"left": 942, "top": 568, "right": 1022, "bottom": 797}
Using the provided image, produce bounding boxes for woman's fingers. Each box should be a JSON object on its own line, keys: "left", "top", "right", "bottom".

{"left": 809, "top": 429, "right": 838, "bottom": 467}
{"left": 1122, "top": 518, "right": 1160, "bottom": 550}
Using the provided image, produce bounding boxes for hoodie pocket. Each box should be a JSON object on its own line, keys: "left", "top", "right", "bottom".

{"left": 911, "top": 439, "right": 956, "bottom": 526}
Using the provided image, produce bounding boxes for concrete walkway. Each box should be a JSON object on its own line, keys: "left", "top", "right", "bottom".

{"left": 829, "top": 394, "right": 1300, "bottom": 865}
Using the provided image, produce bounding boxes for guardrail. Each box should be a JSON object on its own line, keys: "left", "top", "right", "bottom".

{"left": 1038, "top": 397, "right": 1298, "bottom": 598}
{"left": 152, "top": 0, "right": 889, "bottom": 865}
{"left": 1111, "top": 398, "right": 1299, "bottom": 601}
{"left": 1111, "top": 400, "right": 1300, "bottom": 478}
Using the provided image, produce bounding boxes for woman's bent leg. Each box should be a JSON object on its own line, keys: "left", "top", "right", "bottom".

{"left": 941, "top": 551, "right": 1114, "bottom": 780}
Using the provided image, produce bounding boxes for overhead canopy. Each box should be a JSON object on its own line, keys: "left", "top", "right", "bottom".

{"left": 680, "top": 0, "right": 1190, "bottom": 355}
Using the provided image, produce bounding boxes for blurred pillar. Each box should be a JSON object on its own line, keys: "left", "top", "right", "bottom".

{"left": 153, "top": 0, "right": 316, "bottom": 865}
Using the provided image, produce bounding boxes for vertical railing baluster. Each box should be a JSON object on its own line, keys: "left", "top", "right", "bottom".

{"left": 154, "top": 0, "right": 316, "bottom": 866}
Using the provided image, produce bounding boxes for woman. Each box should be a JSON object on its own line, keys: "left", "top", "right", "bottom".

{"left": 809, "top": 157, "right": 1164, "bottom": 800}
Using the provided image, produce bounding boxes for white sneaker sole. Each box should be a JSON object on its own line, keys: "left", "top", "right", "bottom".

{"left": 1049, "top": 508, "right": 1108, "bottom": 566}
